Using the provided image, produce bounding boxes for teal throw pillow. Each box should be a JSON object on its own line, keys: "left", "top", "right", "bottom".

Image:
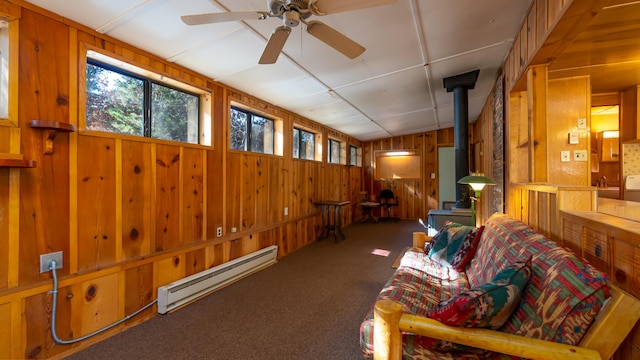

{"left": 428, "top": 221, "right": 484, "bottom": 271}
{"left": 425, "top": 260, "right": 532, "bottom": 329}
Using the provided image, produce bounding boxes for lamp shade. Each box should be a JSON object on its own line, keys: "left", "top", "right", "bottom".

{"left": 458, "top": 175, "right": 496, "bottom": 192}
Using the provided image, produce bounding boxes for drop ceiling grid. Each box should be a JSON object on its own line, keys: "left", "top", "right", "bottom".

{"left": 23, "top": 0, "right": 535, "bottom": 141}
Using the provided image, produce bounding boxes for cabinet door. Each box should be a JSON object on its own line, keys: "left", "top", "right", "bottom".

{"left": 601, "top": 137, "right": 619, "bottom": 162}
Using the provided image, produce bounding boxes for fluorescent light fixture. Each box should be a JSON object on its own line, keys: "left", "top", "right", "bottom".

{"left": 386, "top": 151, "right": 410, "bottom": 156}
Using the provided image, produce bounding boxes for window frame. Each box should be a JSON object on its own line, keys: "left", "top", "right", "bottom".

{"left": 229, "top": 105, "right": 276, "bottom": 155}
{"left": 327, "top": 137, "right": 347, "bottom": 165}
{"left": 293, "top": 126, "right": 321, "bottom": 161}
{"left": 349, "top": 144, "right": 362, "bottom": 167}
{"left": 328, "top": 138, "right": 341, "bottom": 164}
{"left": 82, "top": 49, "right": 212, "bottom": 146}
{"left": 86, "top": 58, "right": 201, "bottom": 143}
{"left": 0, "top": 15, "right": 18, "bottom": 126}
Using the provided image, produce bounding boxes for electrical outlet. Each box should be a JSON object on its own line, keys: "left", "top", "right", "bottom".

{"left": 231, "top": 227, "right": 237, "bottom": 233}
{"left": 561, "top": 151, "right": 570, "bottom": 162}
{"left": 574, "top": 150, "right": 588, "bottom": 162}
{"left": 216, "top": 226, "right": 222, "bottom": 237}
{"left": 40, "top": 251, "right": 63, "bottom": 273}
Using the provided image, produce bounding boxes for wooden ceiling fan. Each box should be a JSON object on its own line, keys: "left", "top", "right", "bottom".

{"left": 181, "top": 0, "right": 396, "bottom": 64}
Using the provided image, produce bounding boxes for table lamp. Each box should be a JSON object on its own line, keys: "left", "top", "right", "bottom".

{"left": 458, "top": 174, "right": 496, "bottom": 225}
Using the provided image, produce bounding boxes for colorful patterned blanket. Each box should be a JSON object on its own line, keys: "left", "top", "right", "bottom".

{"left": 360, "top": 213, "right": 610, "bottom": 359}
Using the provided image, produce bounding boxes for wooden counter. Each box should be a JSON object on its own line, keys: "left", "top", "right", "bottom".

{"left": 597, "top": 197, "right": 640, "bottom": 223}
{"left": 561, "top": 210, "right": 640, "bottom": 298}
{"left": 560, "top": 208, "right": 640, "bottom": 359}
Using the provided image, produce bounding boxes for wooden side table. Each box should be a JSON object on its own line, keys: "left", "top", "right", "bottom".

{"left": 314, "top": 200, "right": 350, "bottom": 242}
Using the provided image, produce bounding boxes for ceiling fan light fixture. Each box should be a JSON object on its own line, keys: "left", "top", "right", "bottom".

{"left": 182, "top": 0, "right": 387, "bottom": 63}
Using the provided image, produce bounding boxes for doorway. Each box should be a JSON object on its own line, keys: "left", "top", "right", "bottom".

{"left": 591, "top": 105, "right": 620, "bottom": 198}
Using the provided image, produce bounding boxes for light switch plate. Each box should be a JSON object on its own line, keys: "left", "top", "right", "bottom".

{"left": 577, "top": 118, "right": 587, "bottom": 129}
{"left": 561, "top": 151, "right": 570, "bottom": 162}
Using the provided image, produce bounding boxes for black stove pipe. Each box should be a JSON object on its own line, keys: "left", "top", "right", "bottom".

{"left": 443, "top": 69, "right": 480, "bottom": 210}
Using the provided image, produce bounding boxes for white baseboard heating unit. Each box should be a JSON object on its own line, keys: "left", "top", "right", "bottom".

{"left": 157, "top": 245, "right": 278, "bottom": 314}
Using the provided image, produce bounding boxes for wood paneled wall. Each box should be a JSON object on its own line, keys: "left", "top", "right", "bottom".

{"left": 560, "top": 211, "right": 640, "bottom": 359}
{"left": 495, "top": 1, "right": 640, "bottom": 357}
{"left": 360, "top": 127, "right": 482, "bottom": 221}
{"left": 0, "top": 4, "right": 362, "bottom": 358}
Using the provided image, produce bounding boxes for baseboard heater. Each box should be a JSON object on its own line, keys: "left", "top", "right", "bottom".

{"left": 157, "top": 245, "right": 278, "bottom": 314}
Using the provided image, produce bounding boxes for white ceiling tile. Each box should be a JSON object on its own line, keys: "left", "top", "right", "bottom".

{"left": 295, "top": 101, "right": 364, "bottom": 125}
{"left": 26, "top": 0, "right": 156, "bottom": 30}
{"left": 106, "top": 1, "right": 242, "bottom": 60}
{"left": 376, "top": 109, "right": 440, "bottom": 135}
{"left": 333, "top": 120, "right": 390, "bottom": 141}
{"left": 336, "top": 66, "right": 433, "bottom": 120}
{"left": 418, "top": 0, "right": 530, "bottom": 61}
{"left": 173, "top": 30, "right": 268, "bottom": 80}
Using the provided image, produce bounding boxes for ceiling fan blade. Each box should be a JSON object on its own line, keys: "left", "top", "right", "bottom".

{"left": 305, "top": 20, "right": 365, "bottom": 59}
{"left": 259, "top": 26, "right": 291, "bottom": 64}
{"left": 312, "top": 0, "right": 396, "bottom": 14}
{"left": 181, "top": 11, "right": 266, "bottom": 26}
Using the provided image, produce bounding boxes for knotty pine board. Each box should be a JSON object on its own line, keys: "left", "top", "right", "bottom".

{"left": 120, "top": 140, "right": 152, "bottom": 260}
{"left": 124, "top": 263, "right": 154, "bottom": 320}
{"left": 77, "top": 136, "right": 116, "bottom": 271}
{"left": 181, "top": 147, "right": 204, "bottom": 245}
{"left": 154, "top": 144, "right": 181, "bottom": 251}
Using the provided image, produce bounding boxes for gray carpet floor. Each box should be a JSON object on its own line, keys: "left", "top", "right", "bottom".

{"left": 65, "top": 220, "right": 423, "bottom": 359}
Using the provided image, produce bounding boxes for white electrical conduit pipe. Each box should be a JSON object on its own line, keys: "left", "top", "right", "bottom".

{"left": 49, "top": 260, "right": 157, "bottom": 344}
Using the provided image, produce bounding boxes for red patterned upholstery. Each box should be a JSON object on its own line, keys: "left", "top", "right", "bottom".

{"left": 360, "top": 213, "right": 611, "bottom": 359}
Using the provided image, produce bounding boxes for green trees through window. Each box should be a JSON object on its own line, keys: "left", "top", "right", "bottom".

{"left": 86, "top": 60, "right": 200, "bottom": 144}
{"left": 230, "top": 106, "right": 274, "bottom": 154}
{"left": 293, "top": 127, "right": 315, "bottom": 160}
{"left": 328, "top": 139, "right": 341, "bottom": 164}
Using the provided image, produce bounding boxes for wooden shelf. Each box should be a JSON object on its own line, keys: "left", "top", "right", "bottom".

{"left": 29, "top": 120, "right": 76, "bottom": 132}
{"left": 0, "top": 159, "right": 36, "bottom": 168}
{"left": 29, "top": 120, "right": 76, "bottom": 154}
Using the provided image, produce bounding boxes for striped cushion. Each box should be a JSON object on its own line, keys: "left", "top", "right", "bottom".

{"left": 360, "top": 249, "right": 476, "bottom": 359}
{"left": 469, "top": 213, "right": 611, "bottom": 346}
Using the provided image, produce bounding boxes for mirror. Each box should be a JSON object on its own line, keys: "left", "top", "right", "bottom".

{"left": 591, "top": 105, "right": 620, "bottom": 192}
{"left": 598, "top": 131, "right": 619, "bottom": 162}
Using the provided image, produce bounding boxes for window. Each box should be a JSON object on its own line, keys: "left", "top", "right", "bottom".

{"left": 230, "top": 106, "right": 274, "bottom": 154}
{"left": 350, "top": 145, "right": 360, "bottom": 166}
{"left": 85, "top": 51, "right": 207, "bottom": 145}
{"left": 328, "top": 139, "right": 341, "bottom": 164}
{"left": 293, "top": 127, "right": 316, "bottom": 160}
{"left": 0, "top": 20, "right": 9, "bottom": 120}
